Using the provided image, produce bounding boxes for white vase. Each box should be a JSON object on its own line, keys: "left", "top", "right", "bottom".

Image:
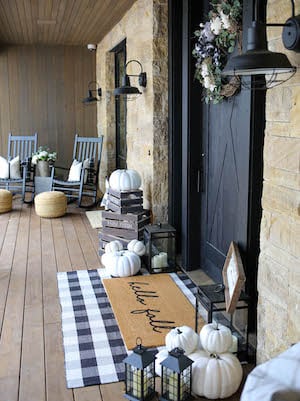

{"left": 36, "top": 160, "right": 50, "bottom": 177}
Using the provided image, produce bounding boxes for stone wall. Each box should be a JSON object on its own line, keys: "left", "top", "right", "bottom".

{"left": 257, "top": 0, "right": 300, "bottom": 363}
{"left": 96, "top": 0, "right": 168, "bottom": 222}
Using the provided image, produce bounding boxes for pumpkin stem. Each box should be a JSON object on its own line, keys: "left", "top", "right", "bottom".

{"left": 176, "top": 328, "right": 182, "bottom": 334}
{"left": 212, "top": 321, "right": 219, "bottom": 330}
{"left": 210, "top": 353, "right": 220, "bottom": 359}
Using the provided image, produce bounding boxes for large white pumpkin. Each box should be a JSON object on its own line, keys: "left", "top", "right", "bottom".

{"left": 109, "top": 169, "right": 141, "bottom": 191}
{"left": 191, "top": 351, "right": 243, "bottom": 399}
{"left": 165, "top": 326, "right": 199, "bottom": 355}
{"left": 200, "top": 322, "right": 233, "bottom": 354}
{"left": 127, "top": 239, "right": 146, "bottom": 256}
{"left": 105, "top": 250, "right": 141, "bottom": 277}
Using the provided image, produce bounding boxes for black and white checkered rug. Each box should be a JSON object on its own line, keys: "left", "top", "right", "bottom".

{"left": 57, "top": 269, "right": 199, "bottom": 388}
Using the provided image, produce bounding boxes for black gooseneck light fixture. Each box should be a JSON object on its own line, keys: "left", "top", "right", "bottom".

{"left": 82, "top": 81, "right": 102, "bottom": 104}
{"left": 114, "top": 59, "right": 147, "bottom": 98}
{"left": 222, "top": 0, "right": 300, "bottom": 88}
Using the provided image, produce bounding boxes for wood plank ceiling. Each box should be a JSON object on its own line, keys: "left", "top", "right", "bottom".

{"left": 0, "top": 0, "right": 137, "bottom": 45}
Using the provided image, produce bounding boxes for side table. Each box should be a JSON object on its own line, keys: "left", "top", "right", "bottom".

{"left": 35, "top": 176, "right": 52, "bottom": 195}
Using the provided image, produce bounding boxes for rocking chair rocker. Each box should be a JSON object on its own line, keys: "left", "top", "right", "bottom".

{"left": 51, "top": 135, "right": 104, "bottom": 207}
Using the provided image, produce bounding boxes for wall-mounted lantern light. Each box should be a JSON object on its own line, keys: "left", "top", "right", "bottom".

{"left": 222, "top": 0, "right": 300, "bottom": 88}
{"left": 114, "top": 60, "right": 147, "bottom": 98}
{"left": 82, "top": 81, "right": 102, "bottom": 104}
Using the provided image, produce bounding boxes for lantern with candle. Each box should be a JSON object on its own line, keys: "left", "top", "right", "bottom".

{"left": 159, "top": 348, "right": 193, "bottom": 401}
{"left": 144, "top": 223, "right": 176, "bottom": 274}
{"left": 123, "top": 338, "right": 157, "bottom": 401}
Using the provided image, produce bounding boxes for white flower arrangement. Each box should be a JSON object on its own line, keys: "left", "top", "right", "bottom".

{"left": 32, "top": 146, "right": 57, "bottom": 165}
{"left": 193, "top": 0, "right": 242, "bottom": 104}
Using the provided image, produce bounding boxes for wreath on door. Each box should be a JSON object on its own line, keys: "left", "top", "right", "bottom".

{"left": 192, "top": 0, "right": 242, "bottom": 104}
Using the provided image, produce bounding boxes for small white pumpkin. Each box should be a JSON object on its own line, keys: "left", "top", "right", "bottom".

{"left": 109, "top": 169, "right": 142, "bottom": 191}
{"left": 155, "top": 348, "right": 169, "bottom": 377}
{"left": 104, "top": 240, "right": 123, "bottom": 254}
{"left": 191, "top": 351, "right": 243, "bottom": 399}
{"left": 127, "top": 239, "right": 146, "bottom": 256}
{"left": 165, "top": 326, "right": 199, "bottom": 355}
{"left": 105, "top": 250, "right": 141, "bottom": 277}
{"left": 200, "top": 322, "right": 233, "bottom": 354}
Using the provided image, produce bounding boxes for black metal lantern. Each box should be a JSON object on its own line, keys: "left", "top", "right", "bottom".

{"left": 123, "top": 338, "right": 157, "bottom": 401}
{"left": 160, "top": 348, "right": 193, "bottom": 401}
{"left": 144, "top": 223, "right": 176, "bottom": 274}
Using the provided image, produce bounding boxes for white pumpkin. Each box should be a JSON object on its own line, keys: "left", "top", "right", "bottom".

{"left": 127, "top": 239, "right": 146, "bottom": 256}
{"left": 165, "top": 326, "right": 199, "bottom": 355}
{"left": 104, "top": 240, "right": 123, "bottom": 253}
{"left": 155, "top": 348, "right": 169, "bottom": 377}
{"left": 109, "top": 169, "right": 142, "bottom": 191}
{"left": 105, "top": 250, "right": 141, "bottom": 277}
{"left": 191, "top": 351, "right": 243, "bottom": 399}
{"left": 200, "top": 322, "right": 233, "bottom": 354}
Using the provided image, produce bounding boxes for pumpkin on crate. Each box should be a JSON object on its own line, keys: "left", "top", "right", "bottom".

{"left": 109, "top": 169, "right": 141, "bottom": 191}
{"left": 165, "top": 326, "right": 199, "bottom": 355}
{"left": 127, "top": 239, "right": 146, "bottom": 256}
{"left": 104, "top": 250, "right": 141, "bottom": 277}
{"left": 190, "top": 351, "right": 243, "bottom": 399}
{"left": 200, "top": 322, "right": 233, "bottom": 354}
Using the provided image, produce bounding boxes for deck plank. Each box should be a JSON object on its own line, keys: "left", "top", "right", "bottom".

{"left": 19, "top": 208, "right": 45, "bottom": 401}
{"left": 70, "top": 213, "right": 102, "bottom": 269}
{"left": 0, "top": 204, "right": 30, "bottom": 400}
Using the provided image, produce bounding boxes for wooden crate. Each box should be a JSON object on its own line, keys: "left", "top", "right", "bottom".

{"left": 98, "top": 209, "right": 151, "bottom": 255}
{"left": 107, "top": 188, "right": 143, "bottom": 214}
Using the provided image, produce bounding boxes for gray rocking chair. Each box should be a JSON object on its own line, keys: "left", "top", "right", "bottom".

{"left": 51, "top": 134, "right": 104, "bottom": 207}
{"left": 0, "top": 133, "right": 38, "bottom": 203}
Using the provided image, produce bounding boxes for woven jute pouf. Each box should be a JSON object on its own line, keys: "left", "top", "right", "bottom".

{"left": 35, "top": 191, "right": 67, "bottom": 218}
{"left": 0, "top": 189, "right": 13, "bottom": 213}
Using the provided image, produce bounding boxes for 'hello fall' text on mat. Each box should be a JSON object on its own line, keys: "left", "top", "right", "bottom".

{"left": 102, "top": 274, "right": 196, "bottom": 350}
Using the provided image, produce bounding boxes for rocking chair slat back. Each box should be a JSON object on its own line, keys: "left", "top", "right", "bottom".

{"left": 73, "top": 135, "right": 102, "bottom": 166}
{"left": 8, "top": 132, "right": 38, "bottom": 161}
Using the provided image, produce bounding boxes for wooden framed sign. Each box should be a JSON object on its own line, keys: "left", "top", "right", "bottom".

{"left": 222, "top": 241, "right": 246, "bottom": 314}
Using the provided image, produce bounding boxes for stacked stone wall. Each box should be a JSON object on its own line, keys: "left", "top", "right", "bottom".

{"left": 96, "top": 0, "right": 168, "bottom": 222}
{"left": 257, "top": 0, "right": 300, "bottom": 363}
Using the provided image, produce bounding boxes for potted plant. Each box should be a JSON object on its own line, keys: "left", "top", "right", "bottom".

{"left": 32, "top": 146, "right": 57, "bottom": 177}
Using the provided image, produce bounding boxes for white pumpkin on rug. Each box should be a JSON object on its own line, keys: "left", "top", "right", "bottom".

{"left": 165, "top": 325, "right": 199, "bottom": 355}
{"left": 104, "top": 250, "right": 141, "bottom": 277}
{"left": 190, "top": 350, "right": 243, "bottom": 399}
{"left": 109, "top": 169, "right": 141, "bottom": 191}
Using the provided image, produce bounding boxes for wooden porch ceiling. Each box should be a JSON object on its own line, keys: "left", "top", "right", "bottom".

{"left": 0, "top": 0, "right": 137, "bottom": 46}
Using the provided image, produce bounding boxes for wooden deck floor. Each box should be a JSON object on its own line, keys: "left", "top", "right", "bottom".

{"left": 0, "top": 197, "right": 251, "bottom": 401}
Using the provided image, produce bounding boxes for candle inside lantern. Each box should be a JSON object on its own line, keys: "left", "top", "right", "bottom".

{"left": 167, "top": 372, "right": 185, "bottom": 401}
{"left": 132, "top": 368, "right": 149, "bottom": 398}
{"left": 159, "top": 252, "right": 168, "bottom": 267}
{"left": 151, "top": 254, "right": 162, "bottom": 272}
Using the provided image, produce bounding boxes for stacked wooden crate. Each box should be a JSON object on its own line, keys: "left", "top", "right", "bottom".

{"left": 99, "top": 188, "right": 150, "bottom": 255}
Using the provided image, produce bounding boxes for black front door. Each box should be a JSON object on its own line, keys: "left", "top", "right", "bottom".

{"left": 200, "top": 97, "right": 253, "bottom": 282}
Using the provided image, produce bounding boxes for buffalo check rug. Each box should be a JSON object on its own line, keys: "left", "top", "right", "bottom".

{"left": 57, "top": 269, "right": 199, "bottom": 388}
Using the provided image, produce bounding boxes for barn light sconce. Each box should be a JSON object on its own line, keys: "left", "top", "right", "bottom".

{"left": 114, "top": 60, "right": 147, "bottom": 98}
{"left": 82, "top": 81, "right": 102, "bottom": 104}
{"left": 222, "top": 0, "right": 300, "bottom": 88}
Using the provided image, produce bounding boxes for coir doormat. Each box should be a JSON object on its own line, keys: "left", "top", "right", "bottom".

{"left": 102, "top": 273, "right": 198, "bottom": 350}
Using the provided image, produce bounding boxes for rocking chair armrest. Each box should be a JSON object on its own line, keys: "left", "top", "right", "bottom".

{"left": 50, "top": 164, "right": 69, "bottom": 180}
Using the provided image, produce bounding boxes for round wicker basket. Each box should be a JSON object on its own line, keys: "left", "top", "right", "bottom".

{"left": 35, "top": 191, "right": 67, "bottom": 218}
{"left": 0, "top": 189, "right": 13, "bottom": 213}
